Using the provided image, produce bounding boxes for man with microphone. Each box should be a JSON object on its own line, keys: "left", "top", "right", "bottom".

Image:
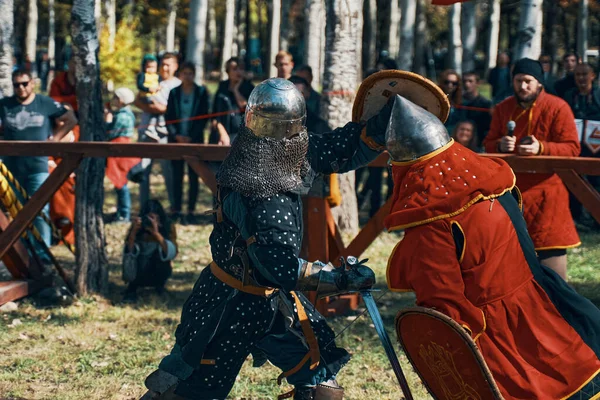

{"left": 484, "top": 58, "right": 580, "bottom": 281}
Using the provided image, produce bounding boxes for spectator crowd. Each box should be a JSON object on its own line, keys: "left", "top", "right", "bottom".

{"left": 0, "top": 48, "right": 599, "bottom": 289}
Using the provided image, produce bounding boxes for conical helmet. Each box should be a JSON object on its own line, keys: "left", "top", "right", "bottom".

{"left": 245, "top": 78, "right": 306, "bottom": 140}
{"left": 386, "top": 95, "right": 451, "bottom": 162}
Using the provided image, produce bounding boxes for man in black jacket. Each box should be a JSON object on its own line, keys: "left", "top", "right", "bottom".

{"left": 565, "top": 62, "right": 600, "bottom": 227}
{"left": 554, "top": 52, "right": 581, "bottom": 100}
{"left": 165, "top": 62, "right": 210, "bottom": 223}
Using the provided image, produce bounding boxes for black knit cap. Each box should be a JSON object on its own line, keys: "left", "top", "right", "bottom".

{"left": 512, "top": 58, "right": 545, "bottom": 85}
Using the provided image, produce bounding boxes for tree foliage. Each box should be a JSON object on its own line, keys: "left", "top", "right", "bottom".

{"left": 98, "top": 17, "right": 144, "bottom": 88}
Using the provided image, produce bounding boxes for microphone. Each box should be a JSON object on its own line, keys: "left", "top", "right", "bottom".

{"left": 507, "top": 120, "right": 516, "bottom": 137}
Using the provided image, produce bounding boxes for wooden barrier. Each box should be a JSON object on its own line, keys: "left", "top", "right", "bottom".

{"left": 1, "top": 142, "right": 600, "bottom": 313}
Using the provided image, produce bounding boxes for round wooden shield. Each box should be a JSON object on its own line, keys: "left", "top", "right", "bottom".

{"left": 395, "top": 307, "right": 504, "bottom": 400}
{"left": 352, "top": 70, "right": 450, "bottom": 124}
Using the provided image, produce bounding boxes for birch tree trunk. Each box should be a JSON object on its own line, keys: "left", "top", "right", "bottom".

{"left": 71, "top": 0, "right": 108, "bottom": 295}
{"left": 268, "top": 0, "right": 281, "bottom": 78}
{"left": 106, "top": 0, "right": 116, "bottom": 52}
{"left": 413, "top": 0, "right": 427, "bottom": 76}
{"left": 187, "top": 0, "right": 208, "bottom": 83}
{"left": 448, "top": 3, "right": 462, "bottom": 74}
{"left": 362, "top": 0, "right": 377, "bottom": 75}
{"left": 236, "top": 0, "right": 247, "bottom": 58}
{"left": 461, "top": 1, "right": 476, "bottom": 73}
{"left": 398, "top": 0, "right": 416, "bottom": 71}
{"left": 166, "top": 0, "right": 178, "bottom": 52}
{"left": 280, "top": 0, "right": 290, "bottom": 52}
{"left": 94, "top": 0, "right": 101, "bottom": 28}
{"left": 388, "top": 0, "right": 400, "bottom": 61}
{"left": 220, "top": 0, "right": 235, "bottom": 77}
{"left": 485, "top": 0, "right": 501, "bottom": 75}
{"left": 514, "top": 0, "right": 543, "bottom": 60}
{"left": 231, "top": 0, "right": 239, "bottom": 57}
{"left": 0, "top": 0, "right": 13, "bottom": 98}
{"left": 321, "top": 0, "right": 362, "bottom": 235}
{"left": 48, "top": 0, "right": 55, "bottom": 69}
{"left": 304, "top": 0, "right": 324, "bottom": 89}
{"left": 578, "top": 0, "right": 588, "bottom": 62}
{"left": 25, "top": 0, "right": 38, "bottom": 66}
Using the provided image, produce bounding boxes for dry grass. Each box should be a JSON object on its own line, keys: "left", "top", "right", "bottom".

{"left": 0, "top": 173, "right": 598, "bottom": 400}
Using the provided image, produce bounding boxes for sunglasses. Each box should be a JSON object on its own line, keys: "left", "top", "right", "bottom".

{"left": 444, "top": 80, "right": 458, "bottom": 86}
{"left": 12, "top": 81, "right": 30, "bottom": 88}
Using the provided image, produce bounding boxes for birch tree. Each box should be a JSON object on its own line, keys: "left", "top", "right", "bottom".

{"left": 280, "top": 0, "right": 291, "bottom": 52}
{"left": 187, "top": 0, "right": 208, "bottom": 83}
{"left": 304, "top": 0, "right": 325, "bottom": 89}
{"left": 94, "top": 0, "right": 101, "bottom": 28}
{"left": 448, "top": 3, "right": 462, "bottom": 74}
{"left": 321, "top": 0, "right": 362, "bottom": 234}
{"left": 71, "top": 0, "right": 108, "bottom": 295}
{"left": 220, "top": 0, "right": 235, "bottom": 77}
{"left": 166, "top": 0, "right": 178, "bottom": 52}
{"left": 0, "top": 0, "right": 13, "bottom": 98}
{"left": 388, "top": 0, "right": 400, "bottom": 61}
{"left": 461, "top": 0, "right": 476, "bottom": 72}
{"left": 362, "top": 0, "right": 377, "bottom": 74}
{"left": 578, "top": 0, "right": 588, "bottom": 62}
{"left": 25, "top": 0, "right": 38, "bottom": 66}
{"left": 413, "top": 0, "right": 427, "bottom": 75}
{"left": 105, "top": 0, "right": 116, "bottom": 52}
{"left": 514, "top": 0, "right": 543, "bottom": 60}
{"left": 398, "top": 0, "right": 416, "bottom": 71}
{"left": 268, "top": 0, "right": 281, "bottom": 78}
{"left": 485, "top": 0, "right": 501, "bottom": 75}
{"left": 48, "top": 0, "right": 55, "bottom": 69}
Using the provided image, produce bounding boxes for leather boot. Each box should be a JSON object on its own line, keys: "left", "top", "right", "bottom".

{"left": 293, "top": 381, "right": 344, "bottom": 400}
{"left": 156, "top": 385, "right": 189, "bottom": 400}
{"left": 144, "top": 370, "right": 179, "bottom": 395}
{"left": 314, "top": 380, "right": 344, "bottom": 400}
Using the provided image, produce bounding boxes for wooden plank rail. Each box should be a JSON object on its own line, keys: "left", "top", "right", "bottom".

{"left": 1, "top": 142, "right": 599, "bottom": 314}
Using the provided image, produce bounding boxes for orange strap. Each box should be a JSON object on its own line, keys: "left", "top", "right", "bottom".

{"left": 210, "top": 261, "right": 276, "bottom": 297}
{"left": 360, "top": 126, "right": 385, "bottom": 151}
{"left": 509, "top": 101, "right": 537, "bottom": 138}
{"left": 277, "top": 291, "right": 321, "bottom": 385}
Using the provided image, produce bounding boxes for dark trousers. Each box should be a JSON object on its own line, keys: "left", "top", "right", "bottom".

{"left": 569, "top": 175, "right": 600, "bottom": 228}
{"left": 171, "top": 160, "right": 199, "bottom": 214}
{"left": 358, "top": 167, "right": 393, "bottom": 217}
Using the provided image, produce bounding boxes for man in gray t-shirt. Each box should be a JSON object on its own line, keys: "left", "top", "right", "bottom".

{"left": 0, "top": 69, "right": 77, "bottom": 254}
{"left": 134, "top": 53, "right": 181, "bottom": 211}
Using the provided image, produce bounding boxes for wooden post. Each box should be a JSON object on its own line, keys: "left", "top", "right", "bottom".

{"left": 302, "top": 196, "right": 329, "bottom": 313}
{"left": 0, "top": 155, "right": 81, "bottom": 261}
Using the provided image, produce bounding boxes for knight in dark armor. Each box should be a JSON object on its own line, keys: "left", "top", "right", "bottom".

{"left": 141, "top": 78, "right": 390, "bottom": 400}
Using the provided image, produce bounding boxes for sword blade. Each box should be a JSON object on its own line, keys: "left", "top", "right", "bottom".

{"left": 361, "top": 291, "right": 414, "bottom": 400}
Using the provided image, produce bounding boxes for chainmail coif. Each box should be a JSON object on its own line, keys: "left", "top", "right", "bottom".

{"left": 217, "top": 126, "right": 310, "bottom": 199}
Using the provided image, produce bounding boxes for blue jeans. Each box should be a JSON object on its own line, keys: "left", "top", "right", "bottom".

{"left": 116, "top": 185, "right": 131, "bottom": 220}
{"left": 12, "top": 171, "right": 51, "bottom": 260}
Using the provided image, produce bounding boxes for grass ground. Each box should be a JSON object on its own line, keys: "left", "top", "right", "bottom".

{"left": 0, "top": 172, "right": 599, "bottom": 400}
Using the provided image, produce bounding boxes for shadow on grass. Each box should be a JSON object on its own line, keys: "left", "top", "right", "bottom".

{"left": 571, "top": 282, "right": 600, "bottom": 307}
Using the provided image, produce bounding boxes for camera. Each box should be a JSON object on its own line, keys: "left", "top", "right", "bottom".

{"left": 142, "top": 215, "right": 154, "bottom": 229}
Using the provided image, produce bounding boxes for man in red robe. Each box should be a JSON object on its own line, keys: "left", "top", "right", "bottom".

{"left": 377, "top": 94, "right": 600, "bottom": 399}
{"left": 48, "top": 59, "right": 78, "bottom": 245}
{"left": 483, "top": 57, "right": 581, "bottom": 280}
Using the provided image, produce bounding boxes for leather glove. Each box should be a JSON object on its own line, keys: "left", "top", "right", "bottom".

{"left": 365, "top": 96, "right": 396, "bottom": 147}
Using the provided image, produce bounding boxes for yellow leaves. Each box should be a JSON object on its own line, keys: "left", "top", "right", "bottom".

{"left": 99, "top": 18, "right": 145, "bottom": 88}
